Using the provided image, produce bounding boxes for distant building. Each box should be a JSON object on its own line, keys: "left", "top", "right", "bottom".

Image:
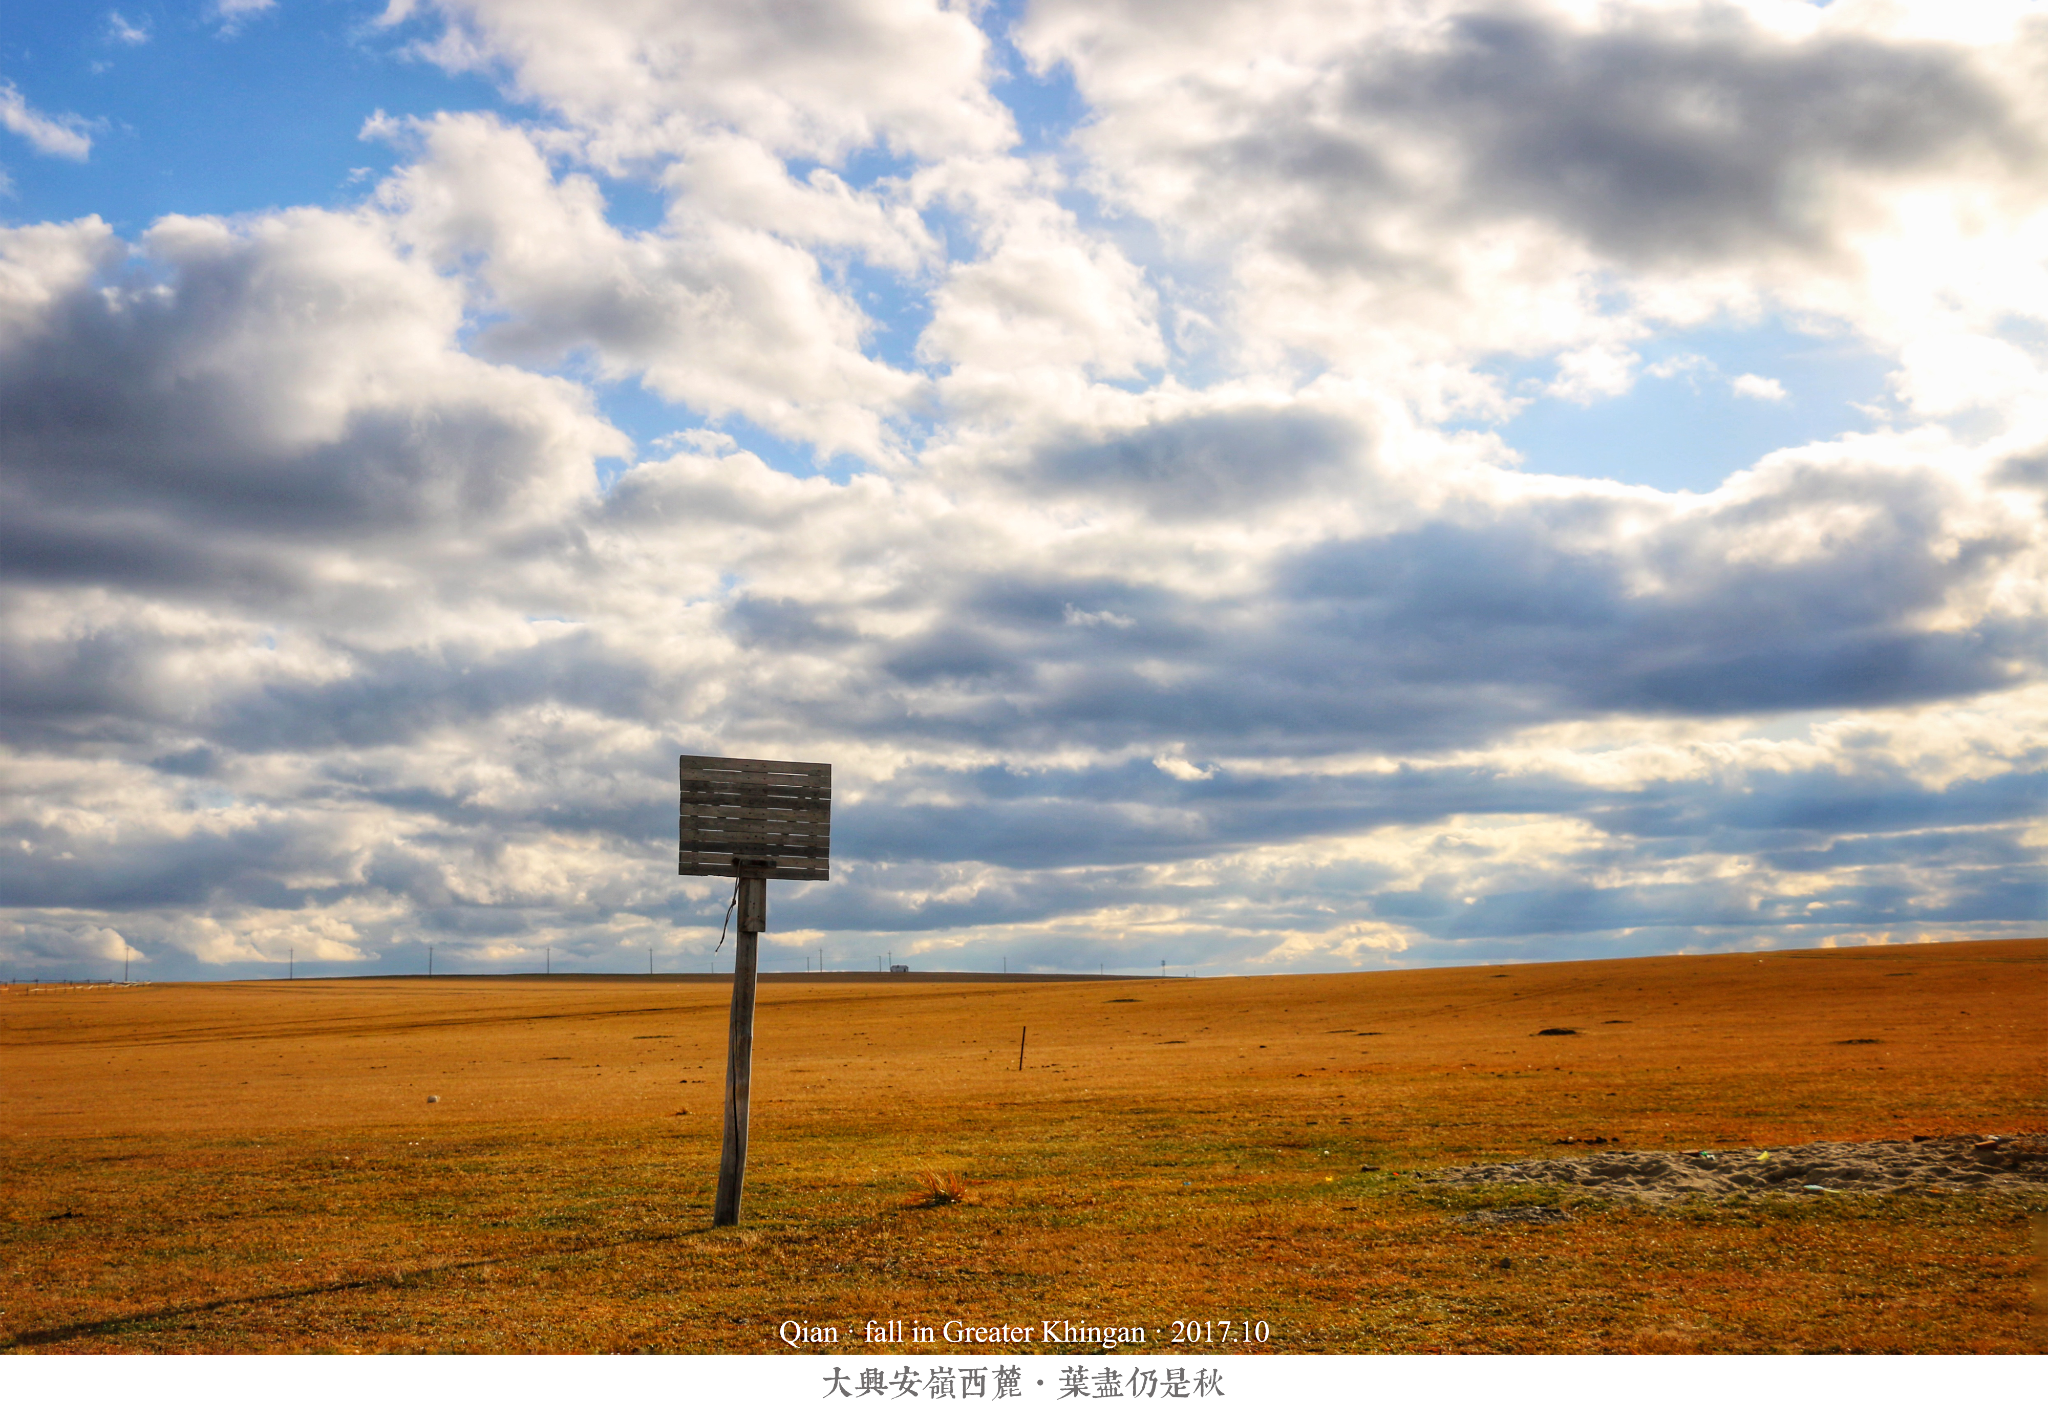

{"left": 890, "top": 964, "right": 909, "bottom": 973}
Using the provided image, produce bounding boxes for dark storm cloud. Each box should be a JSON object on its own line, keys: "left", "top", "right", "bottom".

{"left": 212, "top": 633, "right": 667, "bottom": 753}
{"left": 1280, "top": 499, "right": 2037, "bottom": 724}
{"left": 966, "top": 575, "right": 1181, "bottom": 639}
{"left": 0, "top": 214, "right": 610, "bottom": 624}
{"left": 822, "top": 754, "right": 2044, "bottom": 879}
{"left": 830, "top": 456, "right": 2037, "bottom": 759}
{"left": 1414, "top": 864, "right": 2038, "bottom": 942}
{"left": 1992, "top": 439, "right": 2048, "bottom": 515}
{"left": 0, "top": 814, "right": 331, "bottom": 911}
{"left": 0, "top": 507, "right": 312, "bottom": 599}
{"left": 1207, "top": 3, "right": 2041, "bottom": 275}
{"left": 0, "top": 618, "right": 669, "bottom": 757}
{"left": 727, "top": 594, "right": 860, "bottom": 653}
{"left": 836, "top": 759, "right": 1588, "bottom": 869}
{"left": 770, "top": 757, "right": 2045, "bottom": 944}
{"left": 1743, "top": 825, "right": 2039, "bottom": 876}
{"left": 334, "top": 769, "right": 674, "bottom": 846}
{"left": 1029, "top": 407, "right": 1365, "bottom": 514}
{"left": 1616, "top": 767, "right": 2048, "bottom": 842}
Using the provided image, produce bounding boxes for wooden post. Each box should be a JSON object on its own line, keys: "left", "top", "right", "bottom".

{"left": 714, "top": 875, "right": 767, "bottom": 1226}
{"left": 1018, "top": 1025, "right": 1027, "bottom": 1072}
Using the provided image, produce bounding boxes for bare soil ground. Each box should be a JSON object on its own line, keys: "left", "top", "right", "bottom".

{"left": 2, "top": 937, "right": 2043, "bottom": 1354}
{"left": 1434, "top": 1133, "right": 2048, "bottom": 1204}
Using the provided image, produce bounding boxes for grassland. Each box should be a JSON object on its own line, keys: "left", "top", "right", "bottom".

{"left": 3, "top": 938, "right": 2043, "bottom": 1354}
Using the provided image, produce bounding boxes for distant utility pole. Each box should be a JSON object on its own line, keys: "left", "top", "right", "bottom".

{"left": 288, "top": 945, "right": 293, "bottom": 981}
{"left": 1161, "top": 959, "right": 1166, "bottom": 978}
{"left": 428, "top": 945, "right": 434, "bottom": 977}
{"left": 649, "top": 947, "right": 654, "bottom": 976}
{"left": 123, "top": 939, "right": 130, "bottom": 984}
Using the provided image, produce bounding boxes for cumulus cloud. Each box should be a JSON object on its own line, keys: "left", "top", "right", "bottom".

{"left": 372, "top": 111, "right": 921, "bottom": 457}
{"left": 386, "top": 0, "right": 1014, "bottom": 164}
{"left": 0, "top": 209, "right": 624, "bottom": 616}
{"left": 920, "top": 192, "right": 1164, "bottom": 384}
{"left": 1018, "top": 0, "right": 2048, "bottom": 397}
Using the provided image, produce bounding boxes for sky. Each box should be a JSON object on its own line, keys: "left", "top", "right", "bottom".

{"left": 2, "top": 0, "right": 2043, "bottom": 982}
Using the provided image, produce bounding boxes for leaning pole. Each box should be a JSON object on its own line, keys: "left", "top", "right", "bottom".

{"left": 714, "top": 873, "right": 766, "bottom": 1225}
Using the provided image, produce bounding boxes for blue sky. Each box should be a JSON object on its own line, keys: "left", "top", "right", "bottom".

{"left": 3, "top": 0, "right": 2043, "bottom": 981}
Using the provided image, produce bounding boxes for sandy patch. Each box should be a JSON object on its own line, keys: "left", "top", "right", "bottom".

{"left": 1432, "top": 1133, "right": 2048, "bottom": 1207}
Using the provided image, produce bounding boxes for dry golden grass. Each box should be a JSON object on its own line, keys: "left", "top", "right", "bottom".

{"left": 2, "top": 938, "right": 2042, "bottom": 1354}
{"left": 904, "top": 1170, "right": 975, "bottom": 1210}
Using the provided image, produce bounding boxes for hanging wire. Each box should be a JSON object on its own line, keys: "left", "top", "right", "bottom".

{"left": 713, "top": 880, "right": 738, "bottom": 953}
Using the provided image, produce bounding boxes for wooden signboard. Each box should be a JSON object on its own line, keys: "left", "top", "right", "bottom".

{"left": 678, "top": 754, "right": 831, "bottom": 1227}
{"left": 678, "top": 755, "right": 830, "bottom": 880}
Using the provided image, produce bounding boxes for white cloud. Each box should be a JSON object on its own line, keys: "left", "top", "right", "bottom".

{"left": 207, "top": 0, "right": 276, "bottom": 34}
{"left": 105, "top": 11, "right": 153, "bottom": 46}
{"left": 375, "top": 111, "right": 922, "bottom": 458}
{"left": 1646, "top": 353, "right": 1714, "bottom": 380}
{"left": 4, "top": 920, "right": 131, "bottom": 967}
{"left": 0, "top": 81, "right": 94, "bottom": 161}
{"left": 1067, "top": 605, "right": 1136, "bottom": 630}
{"left": 1152, "top": 752, "right": 1213, "bottom": 781}
{"left": 919, "top": 194, "right": 1164, "bottom": 385}
{"left": 1893, "top": 332, "right": 2045, "bottom": 418}
{"left": 389, "top": 0, "right": 1014, "bottom": 164}
{"left": 1549, "top": 346, "right": 1640, "bottom": 404}
{"left": 1730, "top": 372, "right": 1788, "bottom": 401}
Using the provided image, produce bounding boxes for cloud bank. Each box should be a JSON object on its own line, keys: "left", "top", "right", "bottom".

{"left": 3, "top": 0, "right": 2043, "bottom": 980}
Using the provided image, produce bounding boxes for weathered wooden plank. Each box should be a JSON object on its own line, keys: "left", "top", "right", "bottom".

{"left": 681, "top": 833, "right": 829, "bottom": 852}
{"left": 679, "top": 853, "right": 829, "bottom": 867}
{"left": 678, "top": 847, "right": 829, "bottom": 864}
{"left": 678, "top": 823, "right": 830, "bottom": 845}
{"left": 680, "top": 829, "right": 829, "bottom": 847}
{"left": 680, "top": 754, "right": 830, "bottom": 780}
{"left": 679, "top": 776, "right": 829, "bottom": 792}
{"left": 679, "top": 857, "right": 828, "bottom": 871}
{"left": 679, "top": 778, "right": 823, "bottom": 803}
{"left": 679, "top": 847, "right": 830, "bottom": 864}
{"left": 679, "top": 822, "right": 830, "bottom": 838}
{"left": 675, "top": 758, "right": 827, "bottom": 778}
{"left": 681, "top": 782, "right": 827, "bottom": 800}
{"left": 678, "top": 800, "right": 831, "bottom": 823}
{"left": 679, "top": 837, "right": 828, "bottom": 850}
{"left": 680, "top": 824, "right": 828, "bottom": 837}
{"left": 678, "top": 852, "right": 829, "bottom": 882}
{"left": 679, "top": 832, "right": 831, "bottom": 849}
